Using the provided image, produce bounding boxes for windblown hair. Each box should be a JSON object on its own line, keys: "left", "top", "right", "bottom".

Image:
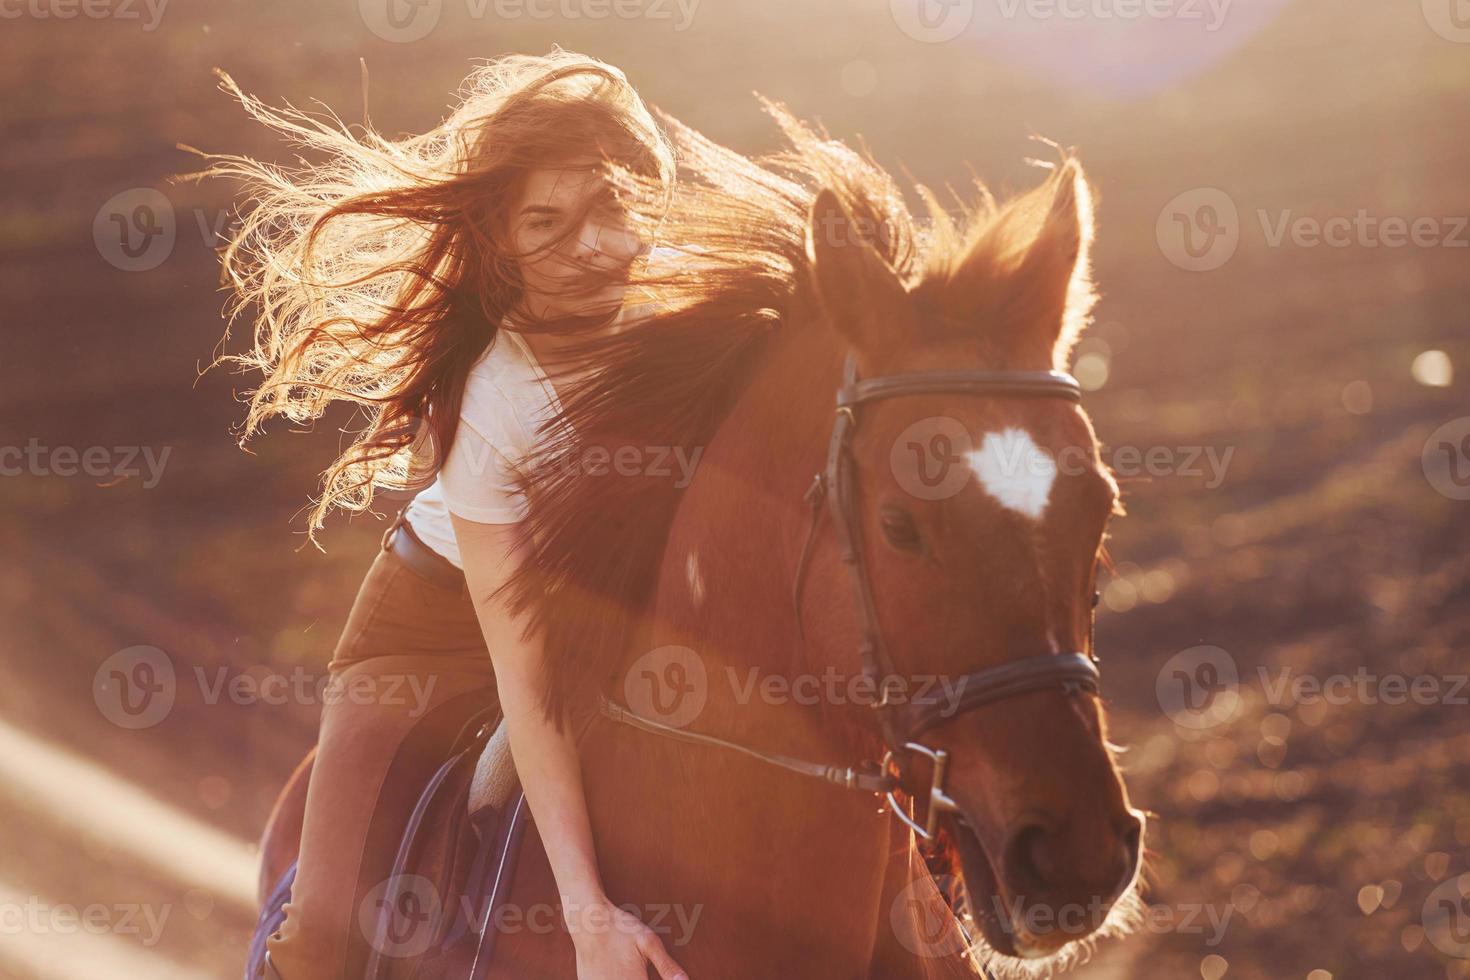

{"left": 509, "top": 100, "right": 1095, "bottom": 719}
{"left": 204, "top": 50, "right": 673, "bottom": 538}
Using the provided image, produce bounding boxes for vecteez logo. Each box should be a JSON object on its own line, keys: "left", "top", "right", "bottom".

{"left": 360, "top": 0, "right": 442, "bottom": 42}
{"left": 93, "top": 645, "right": 176, "bottom": 729}
{"left": 1157, "top": 188, "right": 1240, "bottom": 272}
{"left": 890, "top": 874, "right": 970, "bottom": 958}
{"left": 1424, "top": 875, "right": 1470, "bottom": 958}
{"left": 359, "top": 874, "right": 444, "bottom": 958}
{"left": 1423, "top": 418, "right": 1470, "bottom": 501}
{"left": 623, "top": 645, "right": 707, "bottom": 729}
{"left": 890, "top": 0, "right": 976, "bottom": 43}
{"left": 93, "top": 188, "right": 176, "bottom": 272}
{"left": 1155, "top": 645, "right": 1240, "bottom": 730}
{"left": 1422, "top": 0, "right": 1470, "bottom": 42}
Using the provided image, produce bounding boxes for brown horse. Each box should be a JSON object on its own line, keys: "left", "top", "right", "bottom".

{"left": 254, "top": 107, "right": 1145, "bottom": 980}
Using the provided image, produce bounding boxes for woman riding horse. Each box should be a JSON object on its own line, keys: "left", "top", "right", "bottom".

{"left": 213, "top": 50, "right": 689, "bottom": 980}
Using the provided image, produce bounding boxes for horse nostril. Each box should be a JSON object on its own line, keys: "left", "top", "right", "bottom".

{"left": 1111, "top": 814, "right": 1145, "bottom": 899}
{"left": 1004, "top": 814, "right": 1143, "bottom": 907}
{"left": 1122, "top": 816, "right": 1143, "bottom": 868}
{"left": 1003, "top": 821, "right": 1059, "bottom": 897}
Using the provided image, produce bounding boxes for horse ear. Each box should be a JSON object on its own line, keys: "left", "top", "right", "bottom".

{"left": 950, "top": 158, "right": 1097, "bottom": 368}
{"left": 807, "top": 188, "right": 909, "bottom": 357}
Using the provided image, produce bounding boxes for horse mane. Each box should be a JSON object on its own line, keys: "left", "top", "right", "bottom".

{"left": 507, "top": 99, "right": 1079, "bottom": 724}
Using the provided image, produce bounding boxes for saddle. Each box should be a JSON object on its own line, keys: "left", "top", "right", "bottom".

{"left": 467, "top": 720, "right": 519, "bottom": 817}
{"left": 249, "top": 712, "right": 529, "bottom": 980}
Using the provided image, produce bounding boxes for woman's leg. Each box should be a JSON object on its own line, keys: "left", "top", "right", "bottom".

{"left": 265, "top": 543, "right": 496, "bottom": 979}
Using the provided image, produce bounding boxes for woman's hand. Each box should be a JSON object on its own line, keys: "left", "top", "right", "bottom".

{"left": 569, "top": 898, "right": 689, "bottom": 980}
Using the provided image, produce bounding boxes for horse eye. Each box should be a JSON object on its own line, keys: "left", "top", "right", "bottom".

{"left": 879, "top": 507, "right": 922, "bottom": 552}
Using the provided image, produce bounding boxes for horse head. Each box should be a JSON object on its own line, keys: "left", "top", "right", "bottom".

{"left": 803, "top": 157, "right": 1145, "bottom": 967}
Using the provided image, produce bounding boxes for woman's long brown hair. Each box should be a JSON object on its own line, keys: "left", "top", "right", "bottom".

{"left": 204, "top": 50, "right": 673, "bottom": 541}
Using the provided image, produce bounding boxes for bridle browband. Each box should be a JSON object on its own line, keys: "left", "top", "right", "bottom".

{"left": 602, "top": 352, "right": 1102, "bottom": 845}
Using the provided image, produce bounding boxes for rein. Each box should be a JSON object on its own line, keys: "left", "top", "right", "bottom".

{"left": 600, "top": 695, "right": 895, "bottom": 794}
{"left": 601, "top": 352, "right": 1101, "bottom": 844}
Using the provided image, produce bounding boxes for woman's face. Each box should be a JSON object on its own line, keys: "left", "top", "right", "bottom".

{"left": 509, "top": 163, "right": 643, "bottom": 320}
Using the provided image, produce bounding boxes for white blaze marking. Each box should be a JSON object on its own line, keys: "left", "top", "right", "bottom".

{"left": 967, "top": 427, "right": 1056, "bottom": 519}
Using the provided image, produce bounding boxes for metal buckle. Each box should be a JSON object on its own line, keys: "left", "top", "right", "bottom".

{"left": 881, "top": 742, "right": 961, "bottom": 844}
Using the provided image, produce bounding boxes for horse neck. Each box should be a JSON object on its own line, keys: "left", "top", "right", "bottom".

{"left": 574, "top": 315, "right": 905, "bottom": 974}
{"left": 659, "top": 313, "right": 867, "bottom": 753}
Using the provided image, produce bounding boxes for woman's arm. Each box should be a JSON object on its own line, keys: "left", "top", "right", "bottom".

{"left": 450, "top": 514, "right": 688, "bottom": 980}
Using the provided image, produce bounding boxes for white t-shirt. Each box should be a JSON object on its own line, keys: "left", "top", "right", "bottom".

{"left": 403, "top": 246, "right": 684, "bottom": 568}
{"left": 403, "top": 328, "right": 562, "bottom": 569}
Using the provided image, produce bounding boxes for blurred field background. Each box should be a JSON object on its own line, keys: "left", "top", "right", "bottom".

{"left": 1, "top": 0, "right": 1468, "bottom": 977}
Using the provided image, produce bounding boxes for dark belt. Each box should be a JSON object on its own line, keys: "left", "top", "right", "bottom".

{"left": 382, "top": 510, "right": 467, "bottom": 593}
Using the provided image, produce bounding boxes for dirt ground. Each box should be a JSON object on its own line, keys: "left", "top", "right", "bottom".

{"left": 2, "top": 0, "right": 1468, "bottom": 977}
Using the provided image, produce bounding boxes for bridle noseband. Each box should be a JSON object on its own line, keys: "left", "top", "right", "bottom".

{"left": 603, "top": 352, "right": 1102, "bottom": 845}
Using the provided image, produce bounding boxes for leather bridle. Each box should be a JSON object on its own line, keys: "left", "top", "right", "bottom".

{"left": 602, "top": 351, "right": 1102, "bottom": 846}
